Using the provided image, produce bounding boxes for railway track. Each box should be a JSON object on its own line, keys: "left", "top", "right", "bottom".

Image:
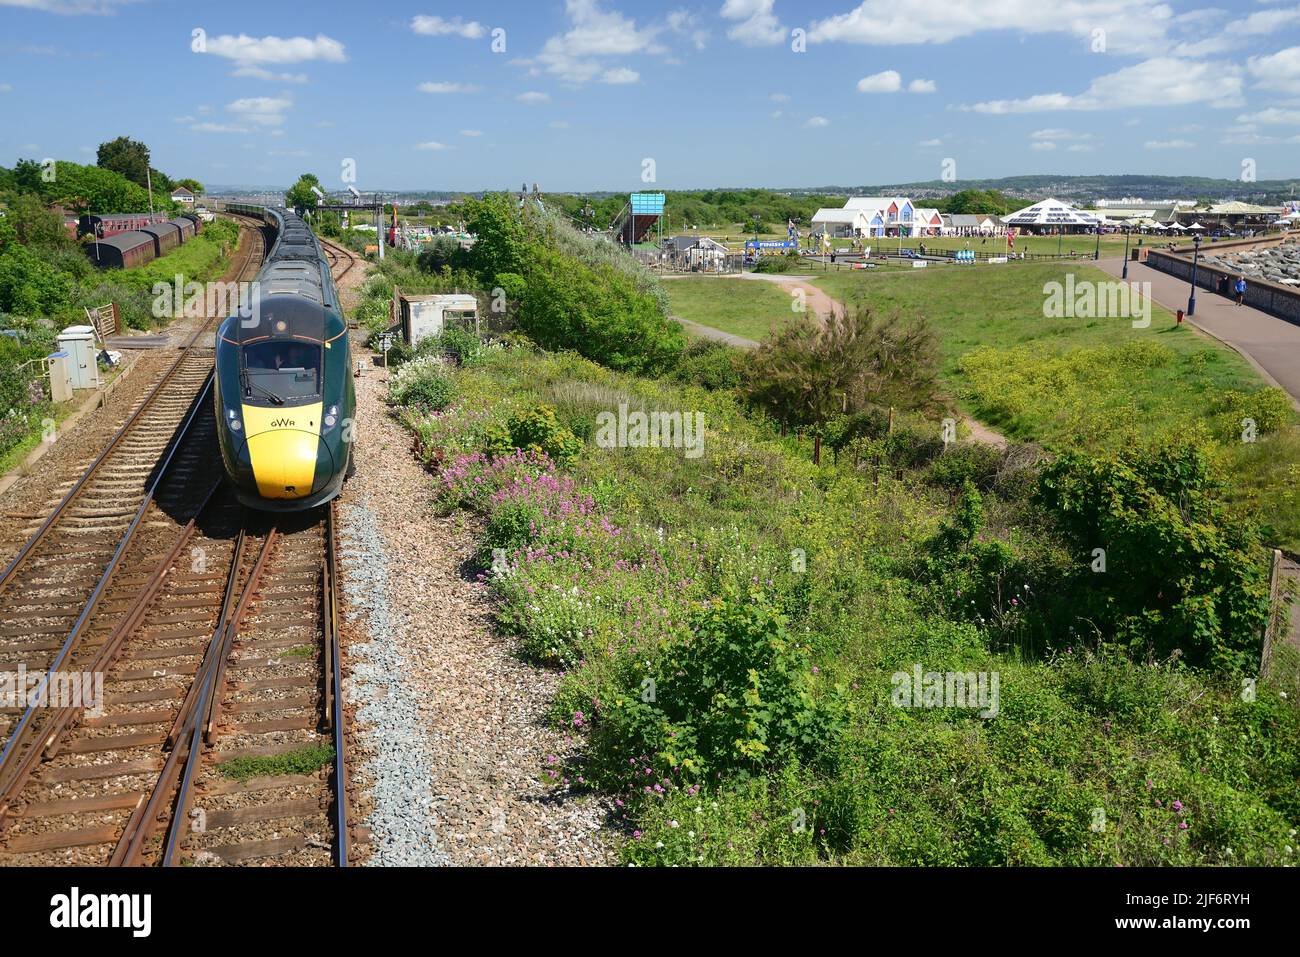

{"left": 0, "top": 214, "right": 352, "bottom": 866}
{"left": 318, "top": 237, "right": 360, "bottom": 283}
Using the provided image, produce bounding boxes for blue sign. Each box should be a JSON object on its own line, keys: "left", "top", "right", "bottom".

{"left": 745, "top": 240, "right": 797, "bottom": 250}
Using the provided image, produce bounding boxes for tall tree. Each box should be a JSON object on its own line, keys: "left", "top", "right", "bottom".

{"left": 285, "top": 172, "right": 322, "bottom": 214}
{"left": 96, "top": 136, "right": 151, "bottom": 188}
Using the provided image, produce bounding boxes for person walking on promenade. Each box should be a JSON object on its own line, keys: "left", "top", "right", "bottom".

{"left": 1235, "top": 275, "right": 1247, "bottom": 306}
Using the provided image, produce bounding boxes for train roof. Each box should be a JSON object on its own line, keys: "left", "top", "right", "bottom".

{"left": 90, "top": 230, "right": 154, "bottom": 251}
{"left": 217, "top": 205, "right": 342, "bottom": 346}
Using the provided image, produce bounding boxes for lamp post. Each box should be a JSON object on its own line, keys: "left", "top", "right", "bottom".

{"left": 1057, "top": 227, "right": 1062, "bottom": 257}
{"left": 1187, "top": 233, "right": 1202, "bottom": 317}
{"left": 1121, "top": 225, "right": 1131, "bottom": 280}
{"left": 1093, "top": 222, "right": 1101, "bottom": 260}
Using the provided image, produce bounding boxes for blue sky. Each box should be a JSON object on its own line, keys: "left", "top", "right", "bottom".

{"left": 1, "top": 0, "right": 1299, "bottom": 192}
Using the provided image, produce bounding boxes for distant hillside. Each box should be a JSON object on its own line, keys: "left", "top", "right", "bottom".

{"left": 785, "top": 174, "right": 1300, "bottom": 204}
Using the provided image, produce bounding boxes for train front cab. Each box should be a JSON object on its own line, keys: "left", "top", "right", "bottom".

{"left": 216, "top": 295, "right": 351, "bottom": 510}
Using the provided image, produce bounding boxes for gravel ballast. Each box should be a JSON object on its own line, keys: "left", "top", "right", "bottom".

{"left": 338, "top": 351, "right": 613, "bottom": 866}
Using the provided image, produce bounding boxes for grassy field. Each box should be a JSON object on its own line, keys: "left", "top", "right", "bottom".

{"left": 811, "top": 262, "right": 1300, "bottom": 548}
{"left": 666, "top": 259, "right": 1300, "bottom": 548}
{"left": 686, "top": 225, "right": 1202, "bottom": 259}
{"left": 387, "top": 341, "right": 1300, "bottom": 866}
{"left": 664, "top": 276, "right": 799, "bottom": 341}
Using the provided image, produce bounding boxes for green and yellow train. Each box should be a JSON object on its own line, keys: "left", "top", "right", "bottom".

{"left": 215, "top": 205, "right": 355, "bottom": 510}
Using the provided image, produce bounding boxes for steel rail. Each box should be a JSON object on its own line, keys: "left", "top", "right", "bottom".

{"left": 111, "top": 528, "right": 259, "bottom": 867}
{"left": 0, "top": 374, "right": 216, "bottom": 796}
{"left": 0, "top": 478, "right": 223, "bottom": 827}
{"left": 0, "top": 331, "right": 211, "bottom": 600}
{"left": 159, "top": 530, "right": 277, "bottom": 867}
{"left": 324, "top": 500, "right": 348, "bottom": 866}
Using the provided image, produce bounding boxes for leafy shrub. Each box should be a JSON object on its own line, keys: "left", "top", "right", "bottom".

{"left": 925, "top": 442, "right": 1004, "bottom": 492}
{"left": 436, "top": 323, "right": 484, "bottom": 365}
{"left": 670, "top": 339, "right": 744, "bottom": 391}
{"left": 1036, "top": 441, "right": 1270, "bottom": 673}
{"left": 745, "top": 309, "right": 940, "bottom": 433}
{"left": 389, "top": 355, "right": 456, "bottom": 411}
{"left": 519, "top": 246, "right": 684, "bottom": 375}
{"left": 752, "top": 251, "right": 800, "bottom": 273}
{"left": 1211, "top": 388, "right": 1294, "bottom": 442}
{"left": 590, "top": 593, "right": 848, "bottom": 787}
{"left": 501, "top": 404, "right": 583, "bottom": 464}
{"left": 416, "top": 235, "right": 463, "bottom": 273}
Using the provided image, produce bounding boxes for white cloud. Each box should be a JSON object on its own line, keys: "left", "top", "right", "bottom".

{"left": 908, "top": 78, "right": 936, "bottom": 93}
{"left": 0, "top": 0, "right": 136, "bottom": 13}
{"left": 461, "top": 129, "right": 483, "bottom": 136}
{"left": 1029, "top": 127, "right": 1092, "bottom": 140}
{"left": 667, "top": 9, "right": 709, "bottom": 50}
{"left": 960, "top": 57, "right": 1244, "bottom": 112}
{"left": 808, "top": 0, "right": 1173, "bottom": 55}
{"left": 410, "top": 15, "right": 486, "bottom": 39}
{"left": 0, "top": 83, "right": 11, "bottom": 93}
{"left": 857, "top": 69, "right": 901, "bottom": 93}
{"left": 418, "top": 81, "right": 480, "bottom": 94}
{"left": 202, "top": 33, "right": 346, "bottom": 65}
{"left": 226, "top": 95, "right": 293, "bottom": 127}
{"left": 770, "top": 92, "right": 790, "bottom": 102}
{"left": 1248, "top": 45, "right": 1300, "bottom": 94}
{"left": 518, "top": 90, "right": 551, "bottom": 104}
{"left": 804, "top": 115, "right": 830, "bottom": 127}
{"left": 415, "top": 141, "right": 454, "bottom": 151}
{"left": 530, "top": 0, "right": 668, "bottom": 84}
{"left": 1067, "top": 143, "right": 1095, "bottom": 151}
{"left": 1144, "top": 138, "right": 1195, "bottom": 149}
{"left": 1030, "top": 141, "right": 1057, "bottom": 151}
{"left": 918, "top": 137, "right": 942, "bottom": 146}
{"left": 188, "top": 122, "right": 251, "bottom": 134}
{"left": 721, "top": 0, "right": 785, "bottom": 46}
{"left": 601, "top": 67, "right": 640, "bottom": 84}
{"left": 549, "top": 120, "right": 571, "bottom": 129}
{"left": 1237, "top": 107, "right": 1300, "bottom": 125}
{"left": 1230, "top": 6, "right": 1300, "bottom": 35}
{"left": 771, "top": 110, "right": 783, "bottom": 118}
{"left": 232, "top": 64, "right": 308, "bottom": 83}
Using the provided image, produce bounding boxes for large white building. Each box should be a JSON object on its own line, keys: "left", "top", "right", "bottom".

{"left": 811, "top": 196, "right": 921, "bottom": 237}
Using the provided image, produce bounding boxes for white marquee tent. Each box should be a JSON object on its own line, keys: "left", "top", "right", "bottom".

{"left": 1004, "top": 198, "right": 1103, "bottom": 230}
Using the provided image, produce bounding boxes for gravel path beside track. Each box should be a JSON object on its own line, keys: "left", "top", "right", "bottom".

{"left": 338, "top": 354, "right": 613, "bottom": 866}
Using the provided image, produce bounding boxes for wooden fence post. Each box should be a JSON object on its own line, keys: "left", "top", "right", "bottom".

{"left": 1260, "top": 548, "right": 1283, "bottom": 679}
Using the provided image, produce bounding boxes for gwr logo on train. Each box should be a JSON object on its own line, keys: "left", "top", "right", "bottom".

{"left": 271, "top": 418, "right": 296, "bottom": 428}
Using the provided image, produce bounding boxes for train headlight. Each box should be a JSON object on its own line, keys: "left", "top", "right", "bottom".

{"left": 226, "top": 407, "right": 243, "bottom": 432}
{"left": 323, "top": 405, "right": 338, "bottom": 430}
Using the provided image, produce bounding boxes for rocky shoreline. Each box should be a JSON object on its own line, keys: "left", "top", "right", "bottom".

{"left": 1204, "top": 241, "right": 1300, "bottom": 286}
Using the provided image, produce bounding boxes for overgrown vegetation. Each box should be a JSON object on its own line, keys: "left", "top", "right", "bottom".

{"left": 386, "top": 337, "right": 1298, "bottom": 866}
{"left": 217, "top": 744, "right": 335, "bottom": 782}
{"left": 0, "top": 150, "right": 234, "bottom": 465}
{"left": 361, "top": 181, "right": 1297, "bottom": 866}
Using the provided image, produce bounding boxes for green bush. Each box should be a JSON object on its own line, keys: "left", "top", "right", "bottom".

{"left": 504, "top": 404, "right": 582, "bottom": 464}
{"left": 388, "top": 355, "right": 456, "bottom": 411}
{"left": 752, "top": 251, "right": 801, "bottom": 273}
{"left": 590, "top": 593, "right": 848, "bottom": 787}
{"left": 670, "top": 339, "right": 744, "bottom": 391}
{"left": 520, "top": 246, "right": 684, "bottom": 375}
{"left": 1036, "top": 441, "right": 1270, "bottom": 673}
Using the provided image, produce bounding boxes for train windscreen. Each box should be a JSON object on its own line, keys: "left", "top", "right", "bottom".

{"left": 241, "top": 341, "right": 321, "bottom": 404}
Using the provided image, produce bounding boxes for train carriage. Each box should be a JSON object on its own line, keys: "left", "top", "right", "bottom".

{"left": 140, "top": 221, "right": 181, "bottom": 256}
{"left": 214, "top": 206, "right": 355, "bottom": 510}
{"left": 85, "top": 230, "right": 155, "bottom": 269}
